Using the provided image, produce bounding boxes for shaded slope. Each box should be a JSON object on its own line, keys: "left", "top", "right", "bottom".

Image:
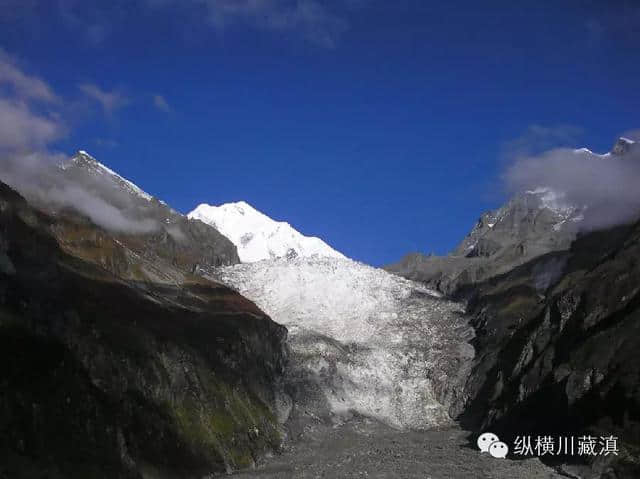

{"left": 457, "top": 221, "right": 640, "bottom": 477}
{"left": 0, "top": 182, "right": 287, "bottom": 477}
{"left": 60, "top": 150, "right": 241, "bottom": 269}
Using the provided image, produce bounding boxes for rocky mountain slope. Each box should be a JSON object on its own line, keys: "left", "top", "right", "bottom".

{"left": 188, "top": 201, "right": 345, "bottom": 263}
{"left": 387, "top": 136, "right": 640, "bottom": 477}
{"left": 385, "top": 186, "right": 582, "bottom": 295}
{"left": 458, "top": 219, "right": 640, "bottom": 478}
{"left": 386, "top": 138, "right": 638, "bottom": 295}
{"left": 0, "top": 180, "right": 288, "bottom": 478}
{"left": 59, "top": 151, "right": 241, "bottom": 270}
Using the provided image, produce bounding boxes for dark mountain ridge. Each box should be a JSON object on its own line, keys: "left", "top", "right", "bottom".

{"left": 457, "top": 220, "right": 640, "bottom": 477}
{"left": 385, "top": 137, "right": 639, "bottom": 295}
{"left": 0, "top": 180, "right": 288, "bottom": 478}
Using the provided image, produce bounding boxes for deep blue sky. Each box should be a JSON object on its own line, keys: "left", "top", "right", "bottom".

{"left": 1, "top": 1, "right": 638, "bottom": 265}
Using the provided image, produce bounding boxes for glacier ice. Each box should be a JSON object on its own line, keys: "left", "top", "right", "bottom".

{"left": 211, "top": 256, "right": 475, "bottom": 430}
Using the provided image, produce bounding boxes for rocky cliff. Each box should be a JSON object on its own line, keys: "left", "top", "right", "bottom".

{"left": 457, "top": 220, "right": 640, "bottom": 477}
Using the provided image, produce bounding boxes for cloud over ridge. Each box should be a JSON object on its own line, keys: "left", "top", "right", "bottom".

{"left": 0, "top": 51, "right": 158, "bottom": 234}
{"left": 504, "top": 138, "right": 640, "bottom": 231}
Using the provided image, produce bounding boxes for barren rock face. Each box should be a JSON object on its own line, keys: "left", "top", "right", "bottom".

{"left": 385, "top": 188, "right": 581, "bottom": 295}
{"left": 213, "top": 256, "right": 475, "bottom": 430}
{"left": 457, "top": 222, "right": 640, "bottom": 477}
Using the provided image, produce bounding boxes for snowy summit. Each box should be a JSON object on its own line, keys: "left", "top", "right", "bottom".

{"left": 62, "top": 150, "right": 154, "bottom": 202}
{"left": 188, "top": 201, "right": 346, "bottom": 263}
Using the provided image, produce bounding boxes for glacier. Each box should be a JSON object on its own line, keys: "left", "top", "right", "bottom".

{"left": 209, "top": 256, "right": 475, "bottom": 430}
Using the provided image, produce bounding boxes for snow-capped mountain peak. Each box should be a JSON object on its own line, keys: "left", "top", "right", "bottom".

{"left": 62, "top": 150, "right": 153, "bottom": 202}
{"left": 188, "top": 201, "right": 346, "bottom": 263}
{"left": 612, "top": 136, "right": 637, "bottom": 156}
{"left": 571, "top": 136, "right": 638, "bottom": 158}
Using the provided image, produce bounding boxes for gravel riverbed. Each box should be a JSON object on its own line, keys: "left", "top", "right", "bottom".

{"left": 227, "top": 419, "right": 562, "bottom": 479}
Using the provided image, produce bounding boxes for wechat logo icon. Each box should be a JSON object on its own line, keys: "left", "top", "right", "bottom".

{"left": 477, "top": 432, "right": 509, "bottom": 459}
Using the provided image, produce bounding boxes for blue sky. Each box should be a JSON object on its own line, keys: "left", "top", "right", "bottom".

{"left": 1, "top": 0, "right": 638, "bottom": 265}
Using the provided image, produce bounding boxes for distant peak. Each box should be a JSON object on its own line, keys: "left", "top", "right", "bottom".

{"left": 70, "top": 149, "right": 98, "bottom": 163}
{"left": 188, "top": 201, "right": 345, "bottom": 263}
{"left": 571, "top": 137, "right": 638, "bottom": 158}
{"left": 63, "top": 150, "right": 154, "bottom": 201}
{"left": 193, "top": 201, "right": 258, "bottom": 218}
{"left": 612, "top": 136, "right": 637, "bottom": 155}
{"left": 61, "top": 150, "right": 96, "bottom": 170}
{"left": 573, "top": 147, "right": 594, "bottom": 154}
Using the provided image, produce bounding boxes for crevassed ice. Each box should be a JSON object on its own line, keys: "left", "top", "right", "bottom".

{"left": 214, "top": 256, "right": 474, "bottom": 430}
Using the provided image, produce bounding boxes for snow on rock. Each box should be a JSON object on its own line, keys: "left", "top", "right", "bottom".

{"left": 62, "top": 150, "right": 154, "bottom": 201}
{"left": 211, "top": 256, "right": 474, "bottom": 430}
{"left": 188, "top": 201, "right": 346, "bottom": 263}
{"left": 612, "top": 136, "right": 638, "bottom": 156}
{"left": 525, "top": 187, "right": 577, "bottom": 218}
{"left": 517, "top": 138, "right": 639, "bottom": 231}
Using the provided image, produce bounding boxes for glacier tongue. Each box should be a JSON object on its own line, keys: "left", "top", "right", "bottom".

{"left": 213, "top": 256, "right": 474, "bottom": 430}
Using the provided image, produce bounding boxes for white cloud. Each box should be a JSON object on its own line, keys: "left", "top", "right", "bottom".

{"left": 47, "top": 184, "right": 158, "bottom": 233}
{"left": 0, "top": 50, "right": 65, "bottom": 152}
{"left": 0, "top": 51, "right": 59, "bottom": 104}
{"left": 621, "top": 128, "right": 640, "bottom": 141}
{"left": 196, "top": 0, "right": 349, "bottom": 47}
{"left": 503, "top": 138, "right": 640, "bottom": 231}
{"left": 0, "top": 98, "right": 64, "bottom": 151}
{"left": 55, "top": 0, "right": 115, "bottom": 46}
{"left": 94, "top": 138, "right": 119, "bottom": 148}
{"left": 79, "top": 83, "right": 129, "bottom": 115}
{"left": 0, "top": 50, "right": 157, "bottom": 235}
{"left": 3, "top": 0, "right": 363, "bottom": 48}
{"left": 501, "top": 124, "right": 583, "bottom": 160}
{"left": 153, "top": 94, "right": 171, "bottom": 112}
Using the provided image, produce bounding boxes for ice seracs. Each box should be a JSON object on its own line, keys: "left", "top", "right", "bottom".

{"left": 188, "top": 201, "right": 346, "bottom": 263}
{"left": 211, "top": 255, "right": 474, "bottom": 430}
